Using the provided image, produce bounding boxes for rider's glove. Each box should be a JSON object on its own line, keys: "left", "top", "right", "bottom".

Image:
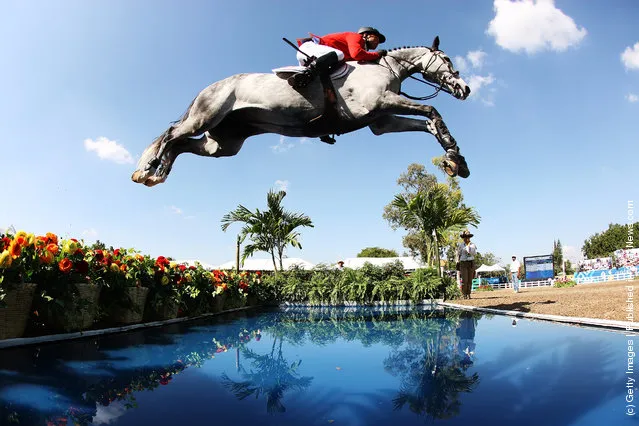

{"left": 378, "top": 49, "right": 388, "bottom": 57}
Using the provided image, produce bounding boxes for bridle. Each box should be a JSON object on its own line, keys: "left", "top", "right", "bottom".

{"left": 380, "top": 49, "right": 456, "bottom": 100}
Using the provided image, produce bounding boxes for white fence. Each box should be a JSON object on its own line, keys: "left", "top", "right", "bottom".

{"left": 471, "top": 280, "right": 554, "bottom": 291}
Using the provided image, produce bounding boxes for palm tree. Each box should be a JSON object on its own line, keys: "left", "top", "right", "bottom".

{"left": 221, "top": 337, "right": 313, "bottom": 413}
{"left": 391, "top": 184, "right": 480, "bottom": 276}
{"left": 221, "top": 190, "right": 313, "bottom": 272}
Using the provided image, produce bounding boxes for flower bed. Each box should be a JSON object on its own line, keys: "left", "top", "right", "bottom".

{"left": 0, "top": 230, "right": 263, "bottom": 340}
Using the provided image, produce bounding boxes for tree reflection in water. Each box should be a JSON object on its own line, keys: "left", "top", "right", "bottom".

{"left": 221, "top": 337, "right": 313, "bottom": 413}
{"left": 386, "top": 311, "right": 480, "bottom": 420}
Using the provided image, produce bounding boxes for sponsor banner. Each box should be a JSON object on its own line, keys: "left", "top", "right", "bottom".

{"left": 573, "top": 267, "right": 634, "bottom": 281}
{"left": 524, "top": 254, "right": 554, "bottom": 280}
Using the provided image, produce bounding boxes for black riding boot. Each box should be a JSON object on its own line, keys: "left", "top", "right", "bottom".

{"left": 288, "top": 51, "right": 340, "bottom": 88}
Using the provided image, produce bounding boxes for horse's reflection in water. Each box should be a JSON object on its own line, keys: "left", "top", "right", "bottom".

{"left": 131, "top": 37, "right": 471, "bottom": 187}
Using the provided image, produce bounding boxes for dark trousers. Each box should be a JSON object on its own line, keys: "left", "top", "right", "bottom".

{"left": 460, "top": 260, "right": 475, "bottom": 297}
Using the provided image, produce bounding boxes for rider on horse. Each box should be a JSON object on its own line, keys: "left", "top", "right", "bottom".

{"left": 288, "top": 27, "right": 388, "bottom": 89}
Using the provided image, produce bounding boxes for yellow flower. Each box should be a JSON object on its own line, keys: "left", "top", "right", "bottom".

{"left": 62, "top": 240, "right": 78, "bottom": 254}
{"left": 161, "top": 275, "right": 170, "bottom": 286}
{"left": 169, "top": 261, "right": 177, "bottom": 268}
{"left": 15, "top": 230, "right": 27, "bottom": 239}
{"left": 110, "top": 263, "right": 120, "bottom": 273}
{"left": 27, "top": 233, "right": 35, "bottom": 246}
{"left": 0, "top": 250, "right": 12, "bottom": 268}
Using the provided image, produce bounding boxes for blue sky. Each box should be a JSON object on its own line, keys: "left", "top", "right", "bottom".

{"left": 1, "top": 0, "right": 638, "bottom": 267}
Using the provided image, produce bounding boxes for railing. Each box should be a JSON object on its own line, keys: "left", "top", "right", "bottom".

{"left": 576, "top": 272, "right": 634, "bottom": 284}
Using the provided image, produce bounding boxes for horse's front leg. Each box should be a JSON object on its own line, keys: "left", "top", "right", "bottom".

{"left": 375, "top": 94, "right": 470, "bottom": 178}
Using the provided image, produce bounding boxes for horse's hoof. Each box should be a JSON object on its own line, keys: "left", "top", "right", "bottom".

{"left": 442, "top": 159, "right": 458, "bottom": 177}
{"left": 131, "top": 170, "right": 149, "bottom": 183}
{"left": 443, "top": 152, "right": 470, "bottom": 178}
{"left": 143, "top": 175, "right": 166, "bottom": 187}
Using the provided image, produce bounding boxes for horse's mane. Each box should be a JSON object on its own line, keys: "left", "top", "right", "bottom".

{"left": 388, "top": 46, "right": 433, "bottom": 52}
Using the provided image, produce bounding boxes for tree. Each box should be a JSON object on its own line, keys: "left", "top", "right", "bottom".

{"left": 553, "top": 239, "right": 563, "bottom": 276}
{"left": 221, "top": 190, "right": 313, "bottom": 272}
{"left": 565, "top": 260, "right": 574, "bottom": 275}
{"left": 357, "top": 247, "right": 399, "bottom": 258}
{"left": 473, "top": 252, "right": 499, "bottom": 267}
{"left": 391, "top": 184, "right": 480, "bottom": 276}
{"left": 384, "top": 163, "right": 480, "bottom": 272}
{"left": 582, "top": 222, "right": 638, "bottom": 259}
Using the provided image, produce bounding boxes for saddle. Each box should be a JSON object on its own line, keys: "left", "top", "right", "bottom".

{"left": 272, "top": 63, "right": 350, "bottom": 144}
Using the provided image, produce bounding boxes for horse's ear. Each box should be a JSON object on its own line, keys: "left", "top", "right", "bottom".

{"left": 431, "top": 36, "right": 440, "bottom": 51}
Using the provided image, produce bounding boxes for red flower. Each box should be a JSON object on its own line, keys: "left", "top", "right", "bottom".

{"left": 255, "top": 271, "right": 262, "bottom": 277}
{"left": 75, "top": 260, "right": 89, "bottom": 274}
{"left": 59, "top": 258, "right": 73, "bottom": 273}
{"left": 113, "top": 248, "right": 120, "bottom": 257}
{"left": 178, "top": 264, "right": 186, "bottom": 272}
{"left": 189, "top": 265, "right": 196, "bottom": 270}
{"left": 0, "top": 237, "right": 11, "bottom": 251}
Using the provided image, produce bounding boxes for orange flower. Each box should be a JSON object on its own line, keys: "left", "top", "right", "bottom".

{"left": 135, "top": 254, "right": 144, "bottom": 262}
{"left": 15, "top": 235, "right": 28, "bottom": 247}
{"left": 120, "top": 264, "right": 127, "bottom": 272}
{"left": 39, "top": 250, "right": 54, "bottom": 264}
{"left": 46, "top": 243, "right": 59, "bottom": 255}
{"left": 9, "top": 241, "right": 21, "bottom": 259}
{"left": 46, "top": 232, "right": 58, "bottom": 245}
{"left": 35, "top": 236, "right": 48, "bottom": 248}
{"left": 58, "top": 258, "right": 73, "bottom": 273}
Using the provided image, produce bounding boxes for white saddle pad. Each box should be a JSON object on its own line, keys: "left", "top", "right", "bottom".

{"left": 272, "top": 63, "right": 350, "bottom": 81}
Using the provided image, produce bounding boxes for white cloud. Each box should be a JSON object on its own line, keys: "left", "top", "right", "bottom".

{"left": 454, "top": 56, "right": 469, "bottom": 73}
{"left": 455, "top": 50, "right": 486, "bottom": 73}
{"left": 82, "top": 228, "right": 98, "bottom": 239}
{"left": 275, "top": 180, "right": 289, "bottom": 192}
{"left": 486, "top": 0, "right": 587, "bottom": 54}
{"left": 627, "top": 93, "right": 639, "bottom": 103}
{"left": 467, "top": 74, "right": 496, "bottom": 105}
{"left": 622, "top": 42, "right": 639, "bottom": 70}
{"left": 271, "top": 136, "right": 295, "bottom": 153}
{"left": 84, "top": 137, "right": 134, "bottom": 164}
{"left": 466, "top": 50, "right": 487, "bottom": 69}
{"left": 299, "top": 137, "right": 311, "bottom": 144}
{"left": 170, "top": 205, "right": 183, "bottom": 215}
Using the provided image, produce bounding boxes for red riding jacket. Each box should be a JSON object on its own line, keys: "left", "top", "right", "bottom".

{"left": 307, "top": 32, "right": 382, "bottom": 62}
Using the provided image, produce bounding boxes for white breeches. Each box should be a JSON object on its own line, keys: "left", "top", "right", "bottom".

{"left": 297, "top": 41, "right": 344, "bottom": 66}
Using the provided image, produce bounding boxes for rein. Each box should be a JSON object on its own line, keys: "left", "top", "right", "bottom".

{"left": 381, "top": 52, "right": 453, "bottom": 100}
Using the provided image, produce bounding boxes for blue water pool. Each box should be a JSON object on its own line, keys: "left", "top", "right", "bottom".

{"left": 0, "top": 306, "right": 635, "bottom": 425}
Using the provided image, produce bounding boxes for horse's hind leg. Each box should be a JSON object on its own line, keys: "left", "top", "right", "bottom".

{"left": 134, "top": 82, "right": 237, "bottom": 183}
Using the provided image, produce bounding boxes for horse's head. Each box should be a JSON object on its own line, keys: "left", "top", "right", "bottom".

{"left": 420, "top": 36, "right": 471, "bottom": 100}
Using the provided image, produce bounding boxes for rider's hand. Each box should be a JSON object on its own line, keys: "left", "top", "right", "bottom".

{"left": 378, "top": 49, "right": 388, "bottom": 57}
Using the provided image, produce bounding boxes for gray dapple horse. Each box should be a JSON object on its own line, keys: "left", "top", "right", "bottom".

{"left": 132, "top": 37, "right": 471, "bottom": 187}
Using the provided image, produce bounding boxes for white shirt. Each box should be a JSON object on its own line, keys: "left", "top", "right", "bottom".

{"left": 457, "top": 242, "right": 477, "bottom": 261}
{"left": 511, "top": 260, "right": 521, "bottom": 273}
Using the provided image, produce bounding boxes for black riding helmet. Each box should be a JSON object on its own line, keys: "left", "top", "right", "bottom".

{"left": 357, "top": 27, "right": 386, "bottom": 44}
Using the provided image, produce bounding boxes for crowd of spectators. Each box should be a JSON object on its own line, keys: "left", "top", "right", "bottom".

{"left": 577, "top": 248, "right": 639, "bottom": 272}
{"left": 614, "top": 248, "right": 639, "bottom": 268}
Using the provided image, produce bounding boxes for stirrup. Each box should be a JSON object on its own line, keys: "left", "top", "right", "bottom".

{"left": 288, "top": 71, "right": 313, "bottom": 88}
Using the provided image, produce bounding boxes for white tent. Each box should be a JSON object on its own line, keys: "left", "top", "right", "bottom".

{"left": 214, "top": 257, "right": 315, "bottom": 271}
{"left": 475, "top": 264, "right": 493, "bottom": 273}
{"left": 175, "top": 259, "right": 216, "bottom": 270}
{"left": 340, "top": 257, "right": 423, "bottom": 271}
{"left": 475, "top": 263, "right": 506, "bottom": 275}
